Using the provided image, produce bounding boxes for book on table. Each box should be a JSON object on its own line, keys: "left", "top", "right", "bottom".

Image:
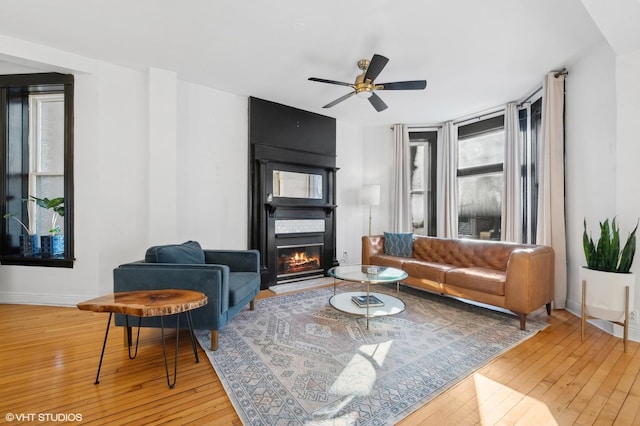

{"left": 351, "top": 294, "right": 384, "bottom": 307}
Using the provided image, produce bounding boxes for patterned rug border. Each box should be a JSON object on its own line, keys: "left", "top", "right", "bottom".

{"left": 197, "top": 283, "right": 549, "bottom": 425}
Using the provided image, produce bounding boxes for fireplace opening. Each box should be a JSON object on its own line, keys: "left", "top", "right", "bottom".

{"left": 277, "top": 243, "right": 323, "bottom": 282}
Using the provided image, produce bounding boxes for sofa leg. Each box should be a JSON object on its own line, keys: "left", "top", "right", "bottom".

{"left": 518, "top": 313, "right": 526, "bottom": 330}
{"left": 210, "top": 330, "right": 218, "bottom": 351}
{"left": 249, "top": 299, "right": 255, "bottom": 311}
{"left": 546, "top": 303, "right": 551, "bottom": 315}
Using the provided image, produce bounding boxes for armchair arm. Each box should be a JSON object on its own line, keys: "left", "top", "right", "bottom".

{"left": 113, "top": 262, "right": 231, "bottom": 316}
{"left": 203, "top": 249, "right": 260, "bottom": 273}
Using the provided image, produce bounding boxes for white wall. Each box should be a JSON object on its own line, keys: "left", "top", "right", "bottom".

{"left": 335, "top": 122, "right": 364, "bottom": 265}
{"left": 0, "top": 37, "right": 152, "bottom": 303}
{"left": 564, "top": 40, "right": 618, "bottom": 312}
{"left": 564, "top": 41, "right": 640, "bottom": 341}
{"left": 176, "top": 81, "right": 249, "bottom": 249}
{"left": 614, "top": 49, "right": 640, "bottom": 339}
{"left": 362, "top": 126, "right": 395, "bottom": 238}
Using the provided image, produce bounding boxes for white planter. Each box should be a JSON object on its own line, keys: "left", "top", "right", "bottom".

{"left": 580, "top": 266, "right": 635, "bottom": 323}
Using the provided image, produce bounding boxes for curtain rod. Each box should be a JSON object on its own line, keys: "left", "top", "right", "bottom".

{"left": 518, "top": 69, "right": 568, "bottom": 107}
{"left": 554, "top": 68, "right": 568, "bottom": 78}
{"left": 453, "top": 106, "right": 505, "bottom": 126}
{"left": 393, "top": 69, "right": 569, "bottom": 128}
{"left": 518, "top": 86, "right": 542, "bottom": 107}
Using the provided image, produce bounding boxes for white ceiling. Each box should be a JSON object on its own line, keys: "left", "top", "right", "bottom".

{"left": 0, "top": 0, "right": 631, "bottom": 127}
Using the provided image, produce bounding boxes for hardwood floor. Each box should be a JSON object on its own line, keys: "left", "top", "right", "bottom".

{"left": 1, "top": 289, "right": 639, "bottom": 425}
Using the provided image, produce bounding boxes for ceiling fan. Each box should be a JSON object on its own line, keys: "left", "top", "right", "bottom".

{"left": 308, "top": 54, "right": 427, "bottom": 112}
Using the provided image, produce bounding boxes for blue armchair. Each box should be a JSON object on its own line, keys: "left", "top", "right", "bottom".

{"left": 113, "top": 241, "right": 261, "bottom": 350}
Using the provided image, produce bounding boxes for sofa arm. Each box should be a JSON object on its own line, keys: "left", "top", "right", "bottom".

{"left": 504, "top": 246, "right": 555, "bottom": 314}
{"left": 113, "top": 263, "right": 231, "bottom": 315}
{"left": 204, "top": 249, "right": 260, "bottom": 273}
{"left": 362, "top": 235, "right": 385, "bottom": 264}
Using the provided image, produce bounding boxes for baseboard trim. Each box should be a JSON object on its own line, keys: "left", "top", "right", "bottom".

{"left": 0, "top": 292, "right": 90, "bottom": 307}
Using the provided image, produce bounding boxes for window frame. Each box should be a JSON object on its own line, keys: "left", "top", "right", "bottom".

{"left": 520, "top": 96, "right": 542, "bottom": 244}
{"left": 456, "top": 115, "right": 505, "bottom": 240}
{"left": 409, "top": 129, "right": 438, "bottom": 236}
{"left": 0, "top": 73, "right": 74, "bottom": 267}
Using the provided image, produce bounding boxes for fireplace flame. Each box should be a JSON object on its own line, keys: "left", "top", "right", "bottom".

{"left": 278, "top": 247, "right": 321, "bottom": 275}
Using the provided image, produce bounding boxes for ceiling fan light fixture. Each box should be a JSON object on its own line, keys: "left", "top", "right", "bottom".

{"left": 356, "top": 89, "right": 373, "bottom": 99}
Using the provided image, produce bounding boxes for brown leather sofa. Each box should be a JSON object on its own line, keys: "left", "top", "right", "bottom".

{"left": 362, "top": 235, "right": 555, "bottom": 329}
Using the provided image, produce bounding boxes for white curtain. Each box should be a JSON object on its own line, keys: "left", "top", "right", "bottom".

{"left": 391, "top": 124, "right": 411, "bottom": 232}
{"left": 537, "top": 72, "right": 567, "bottom": 309}
{"left": 437, "top": 121, "right": 458, "bottom": 237}
{"left": 501, "top": 103, "right": 522, "bottom": 243}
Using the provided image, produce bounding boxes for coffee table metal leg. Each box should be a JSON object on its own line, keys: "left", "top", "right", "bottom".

{"left": 94, "top": 312, "right": 113, "bottom": 385}
{"left": 125, "top": 315, "right": 142, "bottom": 359}
{"left": 366, "top": 282, "right": 370, "bottom": 330}
{"left": 160, "top": 315, "right": 180, "bottom": 389}
{"left": 185, "top": 311, "right": 199, "bottom": 363}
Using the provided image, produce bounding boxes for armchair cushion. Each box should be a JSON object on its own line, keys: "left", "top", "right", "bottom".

{"left": 228, "top": 272, "right": 261, "bottom": 306}
{"left": 144, "top": 240, "right": 205, "bottom": 264}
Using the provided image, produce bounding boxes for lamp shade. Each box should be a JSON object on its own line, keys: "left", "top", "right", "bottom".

{"left": 362, "top": 184, "right": 381, "bottom": 206}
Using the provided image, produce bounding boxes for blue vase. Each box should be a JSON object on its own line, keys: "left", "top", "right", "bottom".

{"left": 20, "top": 234, "right": 40, "bottom": 256}
{"left": 41, "top": 234, "right": 64, "bottom": 257}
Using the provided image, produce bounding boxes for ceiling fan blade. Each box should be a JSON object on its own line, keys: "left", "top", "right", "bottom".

{"left": 368, "top": 92, "right": 388, "bottom": 112}
{"left": 364, "top": 54, "right": 389, "bottom": 82}
{"left": 379, "top": 80, "right": 427, "bottom": 90}
{"left": 308, "top": 77, "right": 353, "bottom": 87}
{"left": 323, "top": 91, "right": 356, "bottom": 108}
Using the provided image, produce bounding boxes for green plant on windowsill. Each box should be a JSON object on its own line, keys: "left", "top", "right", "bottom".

{"left": 3, "top": 198, "right": 35, "bottom": 235}
{"left": 31, "top": 196, "right": 64, "bottom": 235}
{"left": 583, "top": 217, "right": 638, "bottom": 273}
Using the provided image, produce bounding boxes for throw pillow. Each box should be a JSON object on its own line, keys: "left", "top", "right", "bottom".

{"left": 384, "top": 232, "right": 414, "bottom": 257}
{"left": 145, "top": 240, "right": 205, "bottom": 264}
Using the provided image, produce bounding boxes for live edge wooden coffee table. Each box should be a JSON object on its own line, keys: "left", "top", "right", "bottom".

{"left": 77, "top": 289, "right": 208, "bottom": 389}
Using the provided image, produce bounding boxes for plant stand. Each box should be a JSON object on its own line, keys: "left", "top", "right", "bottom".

{"left": 580, "top": 268, "right": 633, "bottom": 353}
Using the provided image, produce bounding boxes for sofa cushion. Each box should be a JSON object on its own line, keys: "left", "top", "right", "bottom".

{"left": 384, "top": 232, "right": 413, "bottom": 257}
{"left": 402, "top": 259, "right": 457, "bottom": 283}
{"left": 228, "top": 272, "right": 260, "bottom": 306}
{"left": 369, "top": 254, "right": 407, "bottom": 270}
{"left": 145, "top": 241, "right": 205, "bottom": 264}
{"left": 445, "top": 267, "right": 506, "bottom": 296}
{"left": 413, "top": 237, "right": 516, "bottom": 270}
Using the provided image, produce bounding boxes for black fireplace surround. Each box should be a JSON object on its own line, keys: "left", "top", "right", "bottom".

{"left": 249, "top": 97, "right": 338, "bottom": 289}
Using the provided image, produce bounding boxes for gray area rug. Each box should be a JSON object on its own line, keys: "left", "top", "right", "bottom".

{"left": 195, "top": 282, "right": 548, "bottom": 425}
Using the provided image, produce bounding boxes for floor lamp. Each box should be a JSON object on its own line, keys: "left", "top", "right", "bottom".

{"left": 362, "top": 184, "right": 381, "bottom": 236}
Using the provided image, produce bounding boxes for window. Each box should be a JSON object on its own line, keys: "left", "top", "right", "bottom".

{"left": 457, "top": 115, "right": 505, "bottom": 240}
{"left": 409, "top": 130, "right": 437, "bottom": 236}
{"left": 519, "top": 97, "right": 542, "bottom": 243}
{"left": 1, "top": 73, "right": 74, "bottom": 267}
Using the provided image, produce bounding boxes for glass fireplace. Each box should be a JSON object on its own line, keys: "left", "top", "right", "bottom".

{"left": 276, "top": 243, "right": 323, "bottom": 282}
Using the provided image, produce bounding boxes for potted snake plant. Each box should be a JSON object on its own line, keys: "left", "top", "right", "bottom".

{"left": 581, "top": 217, "right": 637, "bottom": 323}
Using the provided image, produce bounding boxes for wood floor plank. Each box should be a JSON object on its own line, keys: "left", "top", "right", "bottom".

{"left": 2, "top": 290, "right": 640, "bottom": 425}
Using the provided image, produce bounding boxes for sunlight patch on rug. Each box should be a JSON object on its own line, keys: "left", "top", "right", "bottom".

{"left": 196, "top": 283, "right": 548, "bottom": 425}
